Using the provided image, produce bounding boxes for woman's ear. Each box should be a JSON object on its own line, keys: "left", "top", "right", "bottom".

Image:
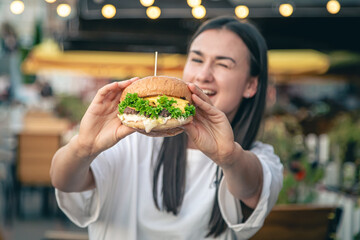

{"left": 243, "top": 76, "right": 258, "bottom": 98}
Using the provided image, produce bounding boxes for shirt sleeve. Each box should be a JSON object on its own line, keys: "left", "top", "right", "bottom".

{"left": 55, "top": 151, "right": 111, "bottom": 228}
{"left": 55, "top": 133, "right": 137, "bottom": 228}
{"left": 217, "top": 142, "right": 283, "bottom": 240}
{"left": 55, "top": 133, "right": 162, "bottom": 228}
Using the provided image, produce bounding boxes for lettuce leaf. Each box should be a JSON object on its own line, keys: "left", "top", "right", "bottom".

{"left": 118, "top": 93, "right": 195, "bottom": 119}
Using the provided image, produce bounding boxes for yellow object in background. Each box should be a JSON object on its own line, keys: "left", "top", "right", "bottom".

{"left": 22, "top": 40, "right": 187, "bottom": 79}
{"left": 268, "top": 49, "right": 330, "bottom": 75}
{"left": 22, "top": 40, "right": 331, "bottom": 80}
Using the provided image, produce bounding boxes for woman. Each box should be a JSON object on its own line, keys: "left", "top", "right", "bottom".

{"left": 50, "top": 16, "right": 283, "bottom": 240}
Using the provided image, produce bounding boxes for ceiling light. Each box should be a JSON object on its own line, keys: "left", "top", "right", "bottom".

{"left": 192, "top": 5, "right": 206, "bottom": 19}
{"left": 327, "top": 0, "right": 341, "bottom": 14}
{"left": 10, "top": 1, "right": 24, "bottom": 15}
{"left": 235, "top": 5, "right": 249, "bottom": 19}
{"left": 57, "top": 3, "right": 71, "bottom": 18}
{"left": 44, "top": 0, "right": 56, "bottom": 3}
{"left": 140, "top": 0, "right": 154, "bottom": 7}
{"left": 146, "top": 6, "right": 161, "bottom": 19}
{"left": 187, "top": 0, "right": 201, "bottom": 8}
{"left": 279, "top": 3, "right": 293, "bottom": 17}
{"left": 102, "top": 4, "right": 116, "bottom": 19}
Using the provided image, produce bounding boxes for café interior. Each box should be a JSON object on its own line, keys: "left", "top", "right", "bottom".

{"left": 0, "top": 0, "right": 360, "bottom": 239}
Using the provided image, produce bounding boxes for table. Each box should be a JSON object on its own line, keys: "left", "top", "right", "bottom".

{"left": 16, "top": 111, "right": 70, "bottom": 186}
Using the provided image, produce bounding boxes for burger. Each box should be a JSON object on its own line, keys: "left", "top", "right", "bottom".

{"left": 117, "top": 76, "right": 196, "bottom": 137}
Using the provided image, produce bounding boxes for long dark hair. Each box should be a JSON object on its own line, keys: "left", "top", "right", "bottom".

{"left": 152, "top": 16, "right": 268, "bottom": 237}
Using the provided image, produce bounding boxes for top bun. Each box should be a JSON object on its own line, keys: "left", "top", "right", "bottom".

{"left": 120, "top": 76, "right": 192, "bottom": 102}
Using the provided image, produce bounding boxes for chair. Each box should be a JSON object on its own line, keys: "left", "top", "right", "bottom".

{"left": 15, "top": 111, "right": 70, "bottom": 217}
{"left": 251, "top": 204, "right": 342, "bottom": 240}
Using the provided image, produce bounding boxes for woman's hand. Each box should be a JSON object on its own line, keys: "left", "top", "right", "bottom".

{"left": 76, "top": 78, "right": 139, "bottom": 157}
{"left": 184, "top": 83, "right": 237, "bottom": 166}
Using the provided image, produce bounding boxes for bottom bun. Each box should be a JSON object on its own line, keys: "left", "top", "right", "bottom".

{"left": 135, "top": 127, "right": 185, "bottom": 137}
{"left": 119, "top": 115, "right": 193, "bottom": 137}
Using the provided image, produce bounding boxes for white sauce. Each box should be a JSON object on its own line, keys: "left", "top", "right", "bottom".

{"left": 118, "top": 114, "right": 175, "bottom": 133}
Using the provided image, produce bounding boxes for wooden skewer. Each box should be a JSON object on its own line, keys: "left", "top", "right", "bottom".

{"left": 154, "top": 51, "right": 158, "bottom": 76}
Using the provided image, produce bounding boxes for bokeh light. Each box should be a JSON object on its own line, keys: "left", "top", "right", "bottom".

{"left": 102, "top": 4, "right": 116, "bottom": 19}
{"left": 140, "top": 0, "right": 155, "bottom": 7}
{"left": 187, "top": 0, "right": 201, "bottom": 8}
{"left": 57, "top": 3, "right": 71, "bottom": 18}
{"left": 10, "top": 1, "right": 25, "bottom": 15}
{"left": 279, "top": 3, "right": 294, "bottom": 17}
{"left": 146, "top": 6, "right": 161, "bottom": 19}
{"left": 235, "top": 5, "right": 249, "bottom": 19}
{"left": 192, "top": 5, "right": 206, "bottom": 19}
{"left": 327, "top": 0, "right": 341, "bottom": 14}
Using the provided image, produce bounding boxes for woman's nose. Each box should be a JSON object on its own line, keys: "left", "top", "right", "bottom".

{"left": 195, "top": 63, "right": 214, "bottom": 83}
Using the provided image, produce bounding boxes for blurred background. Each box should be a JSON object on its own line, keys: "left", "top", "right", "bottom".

{"left": 0, "top": 0, "right": 359, "bottom": 239}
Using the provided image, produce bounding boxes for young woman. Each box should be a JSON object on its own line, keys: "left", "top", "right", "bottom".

{"left": 50, "top": 16, "right": 283, "bottom": 240}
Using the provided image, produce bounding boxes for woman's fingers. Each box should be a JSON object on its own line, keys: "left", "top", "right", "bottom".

{"left": 94, "top": 77, "right": 139, "bottom": 104}
{"left": 108, "top": 77, "right": 140, "bottom": 102}
{"left": 105, "top": 88, "right": 121, "bottom": 103}
{"left": 192, "top": 93, "right": 218, "bottom": 116}
{"left": 187, "top": 82, "right": 220, "bottom": 117}
{"left": 116, "top": 125, "right": 136, "bottom": 141}
{"left": 95, "top": 82, "right": 119, "bottom": 103}
{"left": 118, "top": 77, "right": 139, "bottom": 89}
{"left": 187, "top": 83, "right": 212, "bottom": 105}
{"left": 107, "top": 90, "right": 122, "bottom": 103}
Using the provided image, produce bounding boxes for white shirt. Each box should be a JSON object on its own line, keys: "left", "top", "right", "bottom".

{"left": 56, "top": 133, "right": 283, "bottom": 240}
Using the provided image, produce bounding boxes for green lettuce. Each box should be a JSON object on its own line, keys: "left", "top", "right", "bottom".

{"left": 118, "top": 93, "right": 195, "bottom": 119}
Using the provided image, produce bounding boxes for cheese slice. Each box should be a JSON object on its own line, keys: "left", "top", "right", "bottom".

{"left": 144, "top": 96, "right": 189, "bottom": 113}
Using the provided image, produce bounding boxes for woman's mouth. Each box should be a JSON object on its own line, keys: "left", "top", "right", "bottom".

{"left": 201, "top": 89, "right": 216, "bottom": 96}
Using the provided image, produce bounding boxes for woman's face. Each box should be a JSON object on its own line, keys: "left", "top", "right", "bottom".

{"left": 183, "top": 29, "right": 257, "bottom": 121}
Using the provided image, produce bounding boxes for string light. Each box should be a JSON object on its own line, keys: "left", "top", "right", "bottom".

{"left": 327, "top": 0, "right": 341, "bottom": 14}
{"left": 146, "top": 6, "right": 161, "bottom": 19}
{"left": 235, "top": 5, "right": 249, "bottom": 19}
{"left": 57, "top": 3, "right": 71, "bottom": 18}
{"left": 192, "top": 5, "right": 206, "bottom": 19}
{"left": 102, "top": 4, "right": 116, "bottom": 18}
{"left": 140, "top": 0, "right": 154, "bottom": 7}
{"left": 10, "top": 0, "right": 24, "bottom": 15}
{"left": 279, "top": 3, "right": 293, "bottom": 17}
{"left": 44, "top": 0, "right": 56, "bottom": 3}
{"left": 187, "top": 0, "right": 201, "bottom": 8}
